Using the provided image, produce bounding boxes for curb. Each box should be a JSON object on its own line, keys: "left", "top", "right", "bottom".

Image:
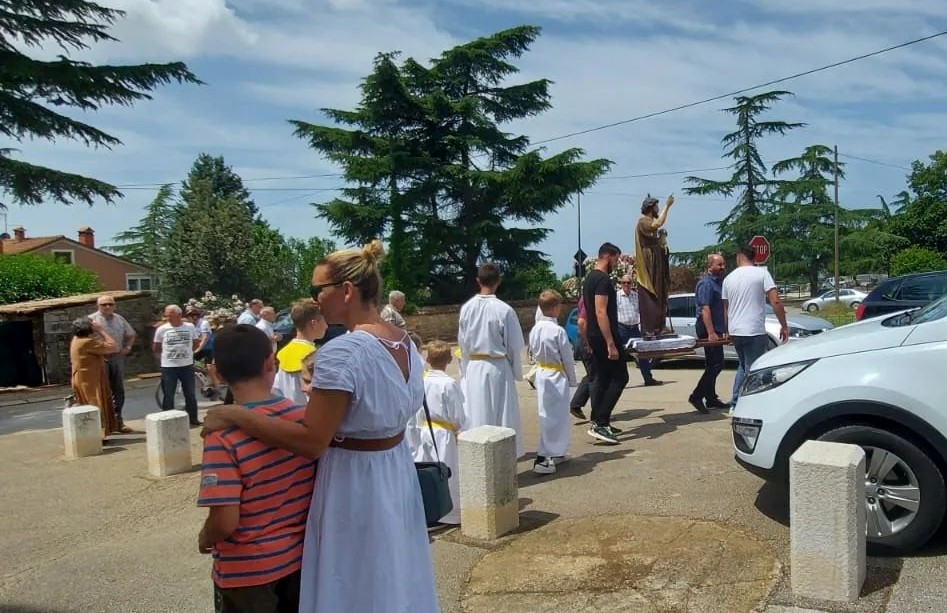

{"left": 0, "top": 378, "right": 158, "bottom": 409}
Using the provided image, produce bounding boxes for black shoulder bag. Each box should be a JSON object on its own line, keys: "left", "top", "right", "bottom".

{"left": 415, "top": 395, "right": 454, "bottom": 526}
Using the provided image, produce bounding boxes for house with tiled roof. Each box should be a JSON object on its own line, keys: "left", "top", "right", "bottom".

{"left": 0, "top": 226, "right": 154, "bottom": 292}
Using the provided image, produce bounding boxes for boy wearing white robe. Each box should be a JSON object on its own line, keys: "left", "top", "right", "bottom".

{"left": 271, "top": 300, "right": 326, "bottom": 405}
{"left": 412, "top": 340, "right": 466, "bottom": 524}
{"left": 457, "top": 263, "right": 526, "bottom": 457}
{"left": 529, "top": 290, "right": 578, "bottom": 474}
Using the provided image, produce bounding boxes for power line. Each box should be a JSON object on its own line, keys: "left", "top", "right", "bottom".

{"left": 118, "top": 186, "right": 342, "bottom": 192}
{"left": 837, "top": 153, "right": 910, "bottom": 171}
{"left": 601, "top": 165, "right": 732, "bottom": 180}
{"left": 530, "top": 28, "right": 947, "bottom": 146}
{"left": 114, "top": 172, "right": 341, "bottom": 188}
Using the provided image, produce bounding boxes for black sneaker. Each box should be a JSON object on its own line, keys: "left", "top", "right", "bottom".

{"left": 706, "top": 398, "right": 731, "bottom": 410}
{"left": 605, "top": 424, "right": 623, "bottom": 436}
{"left": 587, "top": 425, "right": 619, "bottom": 444}
{"left": 688, "top": 395, "right": 709, "bottom": 414}
{"left": 570, "top": 407, "right": 586, "bottom": 420}
{"left": 644, "top": 379, "right": 664, "bottom": 387}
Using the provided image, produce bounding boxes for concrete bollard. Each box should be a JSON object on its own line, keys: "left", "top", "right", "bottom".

{"left": 458, "top": 425, "right": 519, "bottom": 540}
{"left": 62, "top": 405, "right": 102, "bottom": 458}
{"left": 145, "top": 410, "right": 193, "bottom": 477}
{"left": 790, "top": 440, "right": 866, "bottom": 602}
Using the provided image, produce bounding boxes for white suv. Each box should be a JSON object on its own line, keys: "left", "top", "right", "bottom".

{"left": 732, "top": 296, "right": 947, "bottom": 554}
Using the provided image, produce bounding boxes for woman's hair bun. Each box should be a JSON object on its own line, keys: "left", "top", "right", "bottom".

{"left": 362, "top": 239, "right": 385, "bottom": 263}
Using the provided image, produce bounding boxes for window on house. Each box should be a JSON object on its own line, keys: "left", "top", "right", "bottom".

{"left": 126, "top": 275, "right": 153, "bottom": 291}
{"left": 51, "top": 250, "right": 74, "bottom": 265}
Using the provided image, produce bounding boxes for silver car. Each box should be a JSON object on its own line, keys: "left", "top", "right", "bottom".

{"left": 665, "top": 292, "right": 833, "bottom": 361}
{"left": 801, "top": 288, "right": 867, "bottom": 313}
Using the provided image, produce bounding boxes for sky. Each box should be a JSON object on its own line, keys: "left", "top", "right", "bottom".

{"left": 6, "top": 0, "right": 947, "bottom": 275}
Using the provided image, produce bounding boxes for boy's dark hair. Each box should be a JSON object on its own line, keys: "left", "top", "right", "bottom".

{"left": 214, "top": 324, "right": 273, "bottom": 385}
{"left": 737, "top": 244, "right": 756, "bottom": 262}
{"left": 477, "top": 263, "right": 501, "bottom": 288}
{"left": 598, "top": 242, "right": 621, "bottom": 258}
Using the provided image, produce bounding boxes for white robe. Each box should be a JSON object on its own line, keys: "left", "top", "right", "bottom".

{"left": 529, "top": 315, "right": 578, "bottom": 458}
{"left": 458, "top": 294, "right": 525, "bottom": 457}
{"left": 413, "top": 369, "right": 466, "bottom": 524}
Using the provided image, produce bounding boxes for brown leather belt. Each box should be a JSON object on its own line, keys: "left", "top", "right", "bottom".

{"left": 329, "top": 430, "right": 405, "bottom": 451}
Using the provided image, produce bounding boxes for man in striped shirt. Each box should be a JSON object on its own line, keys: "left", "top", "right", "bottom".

{"left": 197, "top": 324, "right": 315, "bottom": 613}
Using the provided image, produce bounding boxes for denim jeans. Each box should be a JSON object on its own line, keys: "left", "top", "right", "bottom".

{"left": 731, "top": 335, "right": 770, "bottom": 404}
{"left": 160, "top": 365, "right": 199, "bottom": 423}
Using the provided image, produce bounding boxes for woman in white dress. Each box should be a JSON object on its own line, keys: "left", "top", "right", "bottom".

{"left": 202, "top": 240, "right": 439, "bottom": 613}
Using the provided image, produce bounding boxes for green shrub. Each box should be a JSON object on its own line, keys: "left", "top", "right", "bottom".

{"left": 818, "top": 300, "right": 856, "bottom": 327}
{"left": 0, "top": 254, "right": 100, "bottom": 305}
{"left": 890, "top": 247, "right": 947, "bottom": 277}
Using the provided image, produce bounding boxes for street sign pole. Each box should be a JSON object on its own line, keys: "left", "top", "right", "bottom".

{"left": 834, "top": 145, "right": 840, "bottom": 303}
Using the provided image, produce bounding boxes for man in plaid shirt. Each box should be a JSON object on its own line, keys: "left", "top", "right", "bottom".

{"left": 616, "top": 275, "right": 662, "bottom": 386}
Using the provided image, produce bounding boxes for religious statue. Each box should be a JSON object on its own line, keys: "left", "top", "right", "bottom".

{"left": 635, "top": 193, "right": 675, "bottom": 337}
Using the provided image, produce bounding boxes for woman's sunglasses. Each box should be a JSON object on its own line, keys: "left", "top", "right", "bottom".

{"left": 309, "top": 281, "right": 344, "bottom": 300}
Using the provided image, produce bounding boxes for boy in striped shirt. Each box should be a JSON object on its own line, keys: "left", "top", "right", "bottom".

{"left": 197, "top": 324, "right": 315, "bottom": 613}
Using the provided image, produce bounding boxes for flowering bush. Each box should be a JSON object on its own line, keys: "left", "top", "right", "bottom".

{"left": 185, "top": 291, "right": 248, "bottom": 329}
{"left": 583, "top": 254, "right": 637, "bottom": 288}
{"left": 560, "top": 255, "right": 638, "bottom": 299}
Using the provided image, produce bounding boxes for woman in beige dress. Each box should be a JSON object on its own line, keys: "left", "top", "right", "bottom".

{"left": 70, "top": 318, "right": 118, "bottom": 438}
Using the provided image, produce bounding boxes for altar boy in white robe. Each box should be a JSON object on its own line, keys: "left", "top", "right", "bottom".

{"left": 529, "top": 290, "right": 578, "bottom": 474}
{"left": 457, "top": 263, "right": 526, "bottom": 457}
{"left": 413, "top": 340, "right": 466, "bottom": 524}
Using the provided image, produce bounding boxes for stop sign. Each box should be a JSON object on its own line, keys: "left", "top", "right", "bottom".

{"left": 749, "top": 235, "right": 771, "bottom": 264}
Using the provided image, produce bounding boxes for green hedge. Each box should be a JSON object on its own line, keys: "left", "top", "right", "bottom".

{"left": 0, "top": 254, "right": 100, "bottom": 305}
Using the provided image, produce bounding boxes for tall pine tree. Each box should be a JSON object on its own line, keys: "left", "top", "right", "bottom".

{"left": 109, "top": 183, "right": 175, "bottom": 297}
{"left": 293, "top": 27, "right": 611, "bottom": 303}
{"left": 684, "top": 90, "right": 804, "bottom": 246}
{"left": 0, "top": 0, "right": 201, "bottom": 208}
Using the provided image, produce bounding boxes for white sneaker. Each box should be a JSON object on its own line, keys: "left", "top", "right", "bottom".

{"left": 551, "top": 455, "right": 571, "bottom": 464}
{"left": 533, "top": 456, "right": 556, "bottom": 474}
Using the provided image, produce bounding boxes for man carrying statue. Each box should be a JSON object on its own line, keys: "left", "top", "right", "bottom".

{"left": 635, "top": 193, "right": 675, "bottom": 338}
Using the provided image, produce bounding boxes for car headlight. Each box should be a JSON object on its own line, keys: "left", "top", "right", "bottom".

{"left": 788, "top": 326, "right": 812, "bottom": 338}
{"left": 741, "top": 360, "right": 816, "bottom": 397}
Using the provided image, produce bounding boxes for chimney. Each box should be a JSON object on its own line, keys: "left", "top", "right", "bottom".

{"left": 13, "top": 226, "right": 25, "bottom": 242}
{"left": 78, "top": 226, "right": 95, "bottom": 249}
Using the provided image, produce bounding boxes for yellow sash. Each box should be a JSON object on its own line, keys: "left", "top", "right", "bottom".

{"left": 276, "top": 340, "right": 316, "bottom": 373}
{"left": 468, "top": 353, "right": 506, "bottom": 360}
{"left": 424, "top": 419, "right": 458, "bottom": 434}
{"left": 536, "top": 361, "right": 565, "bottom": 373}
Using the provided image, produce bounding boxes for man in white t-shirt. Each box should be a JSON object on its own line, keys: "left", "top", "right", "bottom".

{"left": 255, "top": 306, "right": 281, "bottom": 353}
{"left": 722, "top": 244, "right": 790, "bottom": 405}
{"left": 153, "top": 304, "right": 201, "bottom": 425}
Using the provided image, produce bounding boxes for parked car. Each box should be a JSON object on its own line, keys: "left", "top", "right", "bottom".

{"left": 732, "top": 295, "right": 947, "bottom": 554}
{"left": 856, "top": 270, "right": 947, "bottom": 322}
{"left": 801, "top": 289, "right": 867, "bottom": 313}
{"left": 666, "top": 293, "right": 833, "bottom": 361}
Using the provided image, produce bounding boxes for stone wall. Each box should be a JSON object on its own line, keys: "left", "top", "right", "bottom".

{"left": 42, "top": 295, "right": 158, "bottom": 384}
{"left": 405, "top": 298, "right": 578, "bottom": 342}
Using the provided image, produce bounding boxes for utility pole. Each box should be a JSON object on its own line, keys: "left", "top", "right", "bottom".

{"left": 834, "top": 145, "right": 840, "bottom": 303}
{"left": 577, "top": 191, "right": 582, "bottom": 258}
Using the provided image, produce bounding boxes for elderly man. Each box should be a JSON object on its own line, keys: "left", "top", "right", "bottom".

{"left": 153, "top": 305, "right": 201, "bottom": 426}
{"left": 616, "top": 275, "right": 662, "bottom": 387}
{"left": 689, "top": 254, "right": 730, "bottom": 413}
{"left": 236, "top": 299, "right": 263, "bottom": 325}
{"left": 380, "top": 290, "right": 407, "bottom": 329}
{"left": 88, "top": 295, "right": 136, "bottom": 433}
{"left": 255, "top": 306, "right": 281, "bottom": 352}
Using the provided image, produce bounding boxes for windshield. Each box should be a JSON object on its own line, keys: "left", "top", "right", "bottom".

{"left": 907, "top": 295, "right": 947, "bottom": 325}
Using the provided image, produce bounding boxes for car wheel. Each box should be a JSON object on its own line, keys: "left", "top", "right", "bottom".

{"left": 806, "top": 303, "right": 819, "bottom": 313}
{"left": 817, "top": 425, "right": 946, "bottom": 555}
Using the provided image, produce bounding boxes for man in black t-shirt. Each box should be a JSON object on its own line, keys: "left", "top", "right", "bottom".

{"left": 581, "top": 242, "right": 629, "bottom": 444}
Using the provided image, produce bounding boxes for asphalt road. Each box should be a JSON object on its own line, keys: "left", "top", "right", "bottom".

{"left": 0, "top": 382, "right": 223, "bottom": 436}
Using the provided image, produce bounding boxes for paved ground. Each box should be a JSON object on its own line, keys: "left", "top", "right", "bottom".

{"left": 1, "top": 359, "right": 945, "bottom": 612}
